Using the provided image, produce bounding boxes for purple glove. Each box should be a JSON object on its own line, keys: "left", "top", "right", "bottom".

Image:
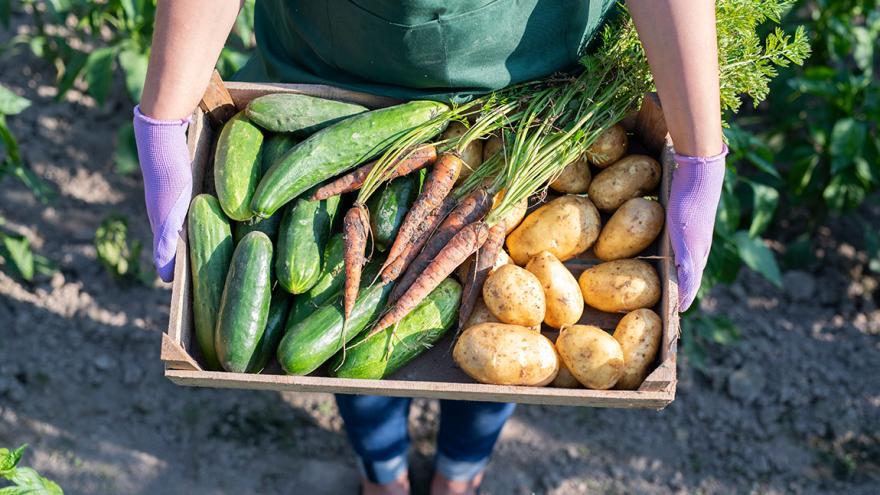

{"left": 133, "top": 105, "right": 193, "bottom": 282}
{"left": 667, "top": 144, "right": 728, "bottom": 312}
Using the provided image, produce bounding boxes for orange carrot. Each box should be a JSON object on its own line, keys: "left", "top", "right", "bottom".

{"left": 311, "top": 145, "right": 438, "bottom": 201}
{"left": 343, "top": 204, "right": 370, "bottom": 321}
{"left": 370, "top": 221, "right": 490, "bottom": 337}
{"left": 381, "top": 195, "right": 456, "bottom": 286}
{"left": 457, "top": 223, "right": 506, "bottom": 330}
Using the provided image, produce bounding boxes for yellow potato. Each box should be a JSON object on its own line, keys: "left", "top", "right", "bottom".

{"left": 441, "top": 121, "right": 483, "bottom": 182}
{"left": 525, "top": 251, "right": 584, "bottom": 329}
{"left": 453, "top": 323, "right": 559, "bottom": 386}
{"left": 456, "top": 248, "right": 511, "bottom": 282}
{"left": 587, "top": 155, "right": 661, "bottom": 211}
{"left": 483, "top": 134, "right": 503, "bottom": 162}
{"left": 556, "top": 325, "right": 624, "bottom": 389}
{"left": 586, "top": 124, "right": 628, "bottom": 168}
{"left": 506, "top": 195, "right": 601, "bottom": 265}
{"left": 549, "top": 155, "right": 591, "bottom": 194}
{"left": 594, "top": 198, "right": 665, "bottom": 261}
{"left": 483, "top": 264, "right": 546, "bottom": 326}
{"left": 462, "top": 297, "right": 500, "bottom": 328}
{"left": 551, "top": 347, "right": 582, "bottom": 388}
{"left": 613, "top": 309, "right": 663, "bottom": 390}
{"left": 501, "top": 198, "right": 529, "bottom": 234}
{"left": 578, "top": 259, "right": 661, "bottom": 313}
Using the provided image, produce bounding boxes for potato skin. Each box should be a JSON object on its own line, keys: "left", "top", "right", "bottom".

{"left": 594, "top": 198, "right": 665, "bottom": 261}
{"left": 587, "top": 155, "right": 661, "bottom": 211}
{"left": 501, "top": 198, "right": 529, "bottom": 234}
{"left": 441, "top": 122, "right": 483, "bottom": 182}
{"left": 456, "top": 248, "right": 511, "bottom": 283}
{"left": 483, "top": 264, "right": 546, "bottom": 327}
{"left": 506, "top": 195, "right": 601, "bottom": 265}
{"left": 579, "top": 259, "right": 661, "bottom": 313}
{"left": 550, "top": 155, "right": 592, "bottom": 194}
{"left": 525, "top": 251, "right": 584, "bottom": 329}
{"left": 453, "top": 323, "right": 559, "bottom": 386}
{"left": 613, "top": 309, "right": 662, "bottom": 389}
{"left": 587, "top": 124, "right": 628, "bottom": 168}
{"left": 556, "top": 325, "right": 624, "bottom": 389}
{"left": 462, "top": 297, "right": 499, "bottom": 328}
{"left": 483, "top": 134, "right": 503, "bottom": 162}
{"left": 551, "top": 347, "right": 582, "bottom": 388}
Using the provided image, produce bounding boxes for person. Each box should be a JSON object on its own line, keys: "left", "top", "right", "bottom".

{"left": 134, "top": 2, "right": 727, "bottom": 494}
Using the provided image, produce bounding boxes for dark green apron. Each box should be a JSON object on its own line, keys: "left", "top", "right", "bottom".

{"left": 237, "top": 0, "right": 616, "bottom": 102}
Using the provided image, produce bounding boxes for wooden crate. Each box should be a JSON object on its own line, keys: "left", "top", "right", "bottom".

{"left": 161, "top": 80, "right": 679, "bottom": 409}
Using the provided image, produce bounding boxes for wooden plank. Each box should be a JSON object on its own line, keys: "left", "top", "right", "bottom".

{"left": 198, "top": 70, "right": 238, "bottom": 126}
{"left": 161, "top": 333, "right": 201, "bottom": 371}
{"left": 224, "top": 81, "right": 401, "bottom": 110}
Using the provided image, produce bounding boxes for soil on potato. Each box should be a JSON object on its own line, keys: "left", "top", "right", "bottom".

{"left": 2, "top": 27, "right": 879, "bottom": 495}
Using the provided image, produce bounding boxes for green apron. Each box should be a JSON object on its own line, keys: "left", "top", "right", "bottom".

{"left": 237, "top": 0, "right": 616, "bottom": 102}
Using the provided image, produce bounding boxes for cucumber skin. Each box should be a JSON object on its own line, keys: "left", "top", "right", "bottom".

{"left": 214, "top": 112, "right": 264, "bottom": 221}
{"left": 330, "top": 279, "right": 461, "bottom": 379}
{"left": 275, "top": 193, "right": 341, "bottom": 294}
{"left": 251, "top": 100, "right": 449, "bottom": 218}
{"left": 187, "top": 194, "right": 234, "bottom": 371}
{"left": 247, "top": 288, "right": 292, "bottom": 373}
{"left": 215, "top": 231, "right": 274, "bottom": 373}
{"left": 277, "top": 282, "right": 393, "bottom": 376}
{"left": 246, "top": 93, "right": 368, "bottom": 136}
{"left": 261, "top": 134, "right": 298, "bottom": 173}
{"left": 288, "top": 233, "right": 345, "bottom": 324}
{"left": 367, "top": 174, "right": 420, "bottom": 251}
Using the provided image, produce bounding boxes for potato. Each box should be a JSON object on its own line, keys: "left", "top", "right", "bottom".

{"left": 613, "top": 309, "right": 662, "bottom": 389}
{"left": 556, "top": 325, "right": 624, "bottom": 389}
{"left": 587, "top": 155, "right": 661, "bottom": 211}
{"left": 456, "top": 248, "right": 511, "bottom": 282}
{"left": 586, "top": 124, "right": 628, "bottom": 168}
{"left": 462, "top": 297, "right": 499, "bottom": 328}
{"left": 506, "top": 195, "right": 601, "bottom": 265}
{"left": 578, "top": 259, "right": 661, "bottom": 313}
{"left": 501, "top": 197, "right": 529, "bottom": 234}
{"left": 453, "top": 323, "right": 559, "bottom": 386}
{"left": 441, "top": 121, "right": 483, "bottom": 182}
{"left": 549, "top": 155, "right": 591, "bottom": 194}
{"left": 551, "top": 347, "right": 582, "bottom": 388}
{"left": 525, "top": 251, "right": 584, "bottom": 329}
{"left": 594, "top": 198, "right": 665, "bottom": 261}
{"left": 483, "top": 264, "right": 546, "bottom": 326}
{"left": 483, "top": 134, "right": 503, "bottom": 162}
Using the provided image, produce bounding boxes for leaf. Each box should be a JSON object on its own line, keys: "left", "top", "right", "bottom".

{"left": 117, "top": 47, "right": 148, "bottom": 102}
{"left": 829, "top": 118, "right": 867, "bottom": 173}
{"left": 7, "top": 467, "right": 63, "bottom": 494}
{"left": 0, "top": 445, "right": 25, "bottom": 474}
{"left": 0, "top": 85, "right": 31, "bottom": 116}
{"left": 55, "top": 49, "right": 88, "bottom": 101}
{"left": 744, "top": 179, "right": 779, "bottom": 237}
{"left": 851, "top": 26, "right": 875, "bottom": 74}
{"left": 0, "top": 116, "right": 21, "bottom": 164}
{"left": 0, "top": 233, "right": 35, "bottom": 281}
{"left": 715, "top": 177, "right": 741, "bottom": 236}
{"left": 83, "top": 47, "right": 116, "bottom": 105}
{"left": 113, "top": 123, "right": 139, "bottom": 175}
{"left": 733, "top": 230, "right": 782, "bottom": 287}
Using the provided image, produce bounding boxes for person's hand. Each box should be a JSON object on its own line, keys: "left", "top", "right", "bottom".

{"left": 667, "top": 144, "right": 728, "bottom": 311}
{"left": 133, "top": 105, "right": 192, "bottom": 282}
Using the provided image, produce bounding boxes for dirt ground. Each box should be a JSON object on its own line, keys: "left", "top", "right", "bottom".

{"left": 2, "top": 32, "right": 879, "bottom": 495}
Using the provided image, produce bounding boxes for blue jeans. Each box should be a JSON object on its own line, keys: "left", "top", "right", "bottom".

{"left": 335, "top": 395, "right": 515, "bottom": 484}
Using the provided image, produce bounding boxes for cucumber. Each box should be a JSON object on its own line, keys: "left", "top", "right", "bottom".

{"left": 275, "top": 191, "right": 341, "bottom": 294}
{"left": 187, "top": 194, "right": 234, "bottom": 371}
{"left": 215, "top": 231, "right": 273, "bottom": 373}
{"left": 245, "top": 93, "right": 368, "bottom": 136}
{"left": 367, "top": 174, "right": 420, "bottom": 251}
{"left": 329, "top": 278, "right": 461, "bottom": 379}
{"left": 277, "top": 282, "right": 393, "bottom": 375}
{"left": 251, "top": 100, "right": 449, "bottom": 218}
{"left": 261, "top": 134, "right": 299, "bottom": 174}
{"left": 288, "top": 233, "right": 344, "bottom": 324}
{"left": 214, "top": 112, "right": 264, "bottom": 221}
{"left": 247, "top": 288, "right": 292, "bottom": 373}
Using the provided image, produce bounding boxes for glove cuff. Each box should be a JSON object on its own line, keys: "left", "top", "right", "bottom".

{"left": 673, "top": 143, "right": 729, "bottom": 166}
{"left": 133, "top": 105, "right": 191, "bottom": 128}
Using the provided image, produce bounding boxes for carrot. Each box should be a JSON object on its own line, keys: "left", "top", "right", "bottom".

{"left": 389, "top": 188, "right": 492, "bottom": 301}
{"left": 342, "top": 204, "right": 370, "bottom": 321}
{"left": 457, "top": 223, "right": 506, "bottom": 330}
{"left": 381, "top": 195, "right": 456, "bottom": 286}
{"left": 370, "top": 221, "right": 490, "bottom": 337}
{"left": 311, "top": 145, "right": 437, "bottom": 200}
{"left": 381, "top": 152, "right": 463, "bottom": 269}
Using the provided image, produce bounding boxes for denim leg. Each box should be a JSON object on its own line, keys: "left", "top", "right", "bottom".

{"left": 435, "top": 400, "right": 516, "bottom": 481}
{"left": 335, "top": 394, "right": 412, "bottom": 484}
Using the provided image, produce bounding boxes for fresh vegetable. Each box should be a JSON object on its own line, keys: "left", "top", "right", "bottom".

{"left": 215, "top": 231, "right": 273, "bottom": 373}
{"left": 245, "top": 93, "right": 368, "bottom": 135}
{"left": 461, "top": 297, "right": 500, "bottom": 328}
{"left": 261, "top": 134, "right": 299, "bottom": 171}
{"left": 187, "top": 194, "right": 234, "bottom": 370}
{"left": 549, "top": 155, "right": 592, "bottom": 194}
{"left": 342, "top": 204, "right": 370, "bottom": 321}
{"left": 252, "top": 100, "right": 449, "bottom": 217}
{"left": 506, "top": 195, "right": 601, "bottom": 265}
{"left": 551, "top": 354, "right": 582, "bottom": 388}
{"left": 453, "top": 322, "right": 559, "bottom": 386}
{"left": 367, "top": 174, "right": 421, "bottom": 251}
{"left": 330, "top": 278, "right": 461, "bottom": 379}
{"left": 578, "top": 259, "right": 661, "bottom": 313}
{"left": 457, "top": 224, "right": 506, "bottom": 329}
{"left": 556, "top": 324, "right": 624, "bottom": 389}
{"left": 586, "top": 124, "right": 628, "bottom": 167}
{"left": 312, "top": 145, "right": 437, "bottom": 201}
{"left": 456, "top": 245, "right": 510, "bottom": 283}
{"left": 381, "top": 196, "right": 456, "bottom": 285}
{"left": 441, "top": 121, "right": 483, "bottom": 182}
{"left": 248, "top": 288, "right": 292, "bottom": 373}
{"left": 287, "top": 234, "right": 345, "bottom": 324}
{"left": 276, "top": 192, "right": 341, "bottom": 294}
{"left": 587, "top": 155, "right": 661, "bottom": 211}
{"left": 594, "top": 198, "right": 664, "bottom": 261}
{"left": 482, "top": 134, "right": 503, "bottom": 163}
{"left": 525, "top": 251, "right": 583, "bottom": 329}
{"left": 483, "top": 263, "right": 546, "bottom": 327}
{"left": 499, "top": 197, "right": 528, "bottom": 234}
{"left": 613, "top": 308, "right": 662, "bottom": 389}
{"left": 214, "top": 112, "right": 264, "bottom": 221}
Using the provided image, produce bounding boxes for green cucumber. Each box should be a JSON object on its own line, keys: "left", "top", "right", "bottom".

{"left": 214, "top": 112, "right": 264, "bottom": 221}
{"left": 261, "top": 134, "right": 299, "bottom": 173}
{"left": 288, "top": 233, "right": 345, "bottom": 324}
{"left": 247, "top": 288, "right": 292, "bottom": 373}
{"left": 245, "top": 93, "right": 368, "bottom": 136}
{"left": 367, "top": 174, "right": 420, "bottom": 251}
{"left": 329, "top": 278, "right": 461, "bottom": 379}
{"left": 187, "top": 194, "right": 234, "bottom": 371}
{"left": 215, "top": 231, "right": 273, "bottom": 373}
{"left": 251, "top": 100, "right": 449, "bottom": 218}
{"left": 277, "top": 282, "right": 393, "bottom": 375}
{"left": 275, "top": 191, "right": 341, "bottom": 294}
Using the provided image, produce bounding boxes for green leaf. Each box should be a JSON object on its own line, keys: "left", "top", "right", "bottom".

{"left": 851, "top": 26, "right": 875, "bottom": 74}
{"left": 744, "top": 179, "right": 779, "bottom": 237}
{"left": 0, "top": 85, "right": 31, "bottom": 116}
{"left": 7, "top": 467, "right": 64, "bottom": 494}
{"left": 114, "top": 123, "right": 139, "bottom": 175}
{"left": 55, "top": 49, "right": 88, "bottom": 101}
{"left": 117, "top": 47, "right": 148, "bottom": 102}
{"left": 733, "top": 230, "right": 782, "bottom": 287}
{"left": 83, "top": 47, "right": 116, "bottom": 105}
{"left": 829, "top": 118, "right": 866, "bottom": 173}
{"left": 0, "top": 445, "right": 25, "bottom": 474}
{"left": 0, "top": 116, "right": 21, "bottom": 164}
{"left": 716, "top": 177, "right": 741, "bottom": 236}
{"left": 0, "top": 233, "right": 35, "bottom": 281}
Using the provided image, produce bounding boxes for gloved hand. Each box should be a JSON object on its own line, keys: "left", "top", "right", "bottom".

{"left": 667, "top": 144, "right": 728, "bottom": 312}
{"left": 133, "top": 105, "right": 193, "bottom": 282}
